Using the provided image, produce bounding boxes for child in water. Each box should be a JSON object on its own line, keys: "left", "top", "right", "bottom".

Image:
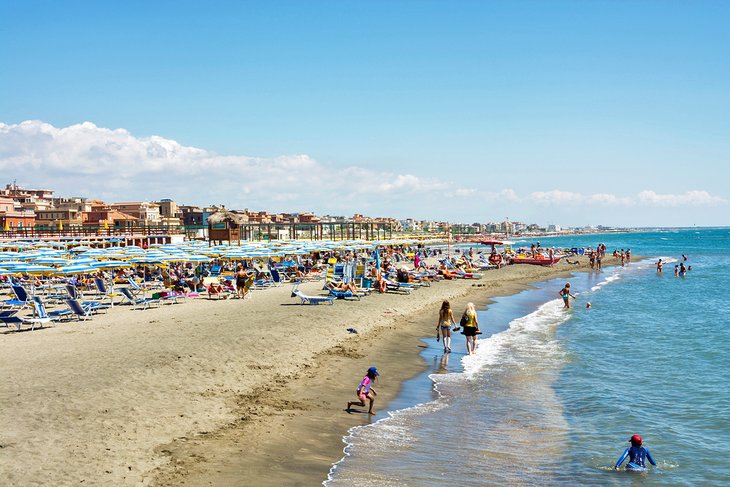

{"left": 615, "top": 434, "right": 657, "bottom": 471}
{"left": 347, "top": 366, "right": 379, "bottom": 415}
{"left": 559, "top": 283, "right": 576, "bottom": 308}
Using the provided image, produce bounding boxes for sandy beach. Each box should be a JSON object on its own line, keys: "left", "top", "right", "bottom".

{"left": 0, "top": 258, "right": 593, "bottom": 486}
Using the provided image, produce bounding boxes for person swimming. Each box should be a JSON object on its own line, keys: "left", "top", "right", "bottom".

{"left": 615, "top": 434, "right": 657, "bottom": 471}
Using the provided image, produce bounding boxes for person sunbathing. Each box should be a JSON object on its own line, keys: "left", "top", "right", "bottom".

{"left": 208, "top": 282, "right": 225, "bottom": 294}
{"left": 370, "top": 266, "right": 387, "bottom": 293}
{"left": 327, "top": 281, "right": 358, "bottom": 293}
{"left": 438, "top": 264, "right": 457, "bottom": 279}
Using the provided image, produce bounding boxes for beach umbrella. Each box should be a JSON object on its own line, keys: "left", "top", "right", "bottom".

{"left": 8, "top": 264, "right": 56, "bottom": 275}
{"left": 31, "top": 257, "right": 70, "bottom": 265}
{"left": 184, "top": 255, "right": 213, "bottom": 263}
{"left": 90, "top": 260, "right": 133, "bottom": 269}
{"left": 57, "top": 264, "right": 98, "bottom": 275}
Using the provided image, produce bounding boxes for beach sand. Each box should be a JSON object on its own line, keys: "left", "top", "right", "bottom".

{"left": 0, "top": 258, "right": 592, "bottom": 486}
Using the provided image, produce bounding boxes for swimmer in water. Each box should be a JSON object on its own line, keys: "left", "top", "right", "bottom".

{"left": 615, "top": 434, "right": 657, "bottom": 471}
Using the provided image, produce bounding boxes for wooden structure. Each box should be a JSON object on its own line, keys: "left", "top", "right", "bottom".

{"left": 207, "top": 209, "right": 247, "bottom": 245}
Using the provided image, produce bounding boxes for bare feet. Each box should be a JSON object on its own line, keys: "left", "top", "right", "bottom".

{"left": 369, "top": 411, "right": 376, "bottom": 415}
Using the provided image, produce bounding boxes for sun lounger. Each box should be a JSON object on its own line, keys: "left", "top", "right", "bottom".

{"left": 202, "top": 277, "right": 233, "bottom": 300}
{"left": 1, "top": 285, "right": 31, "bottom": 309}
{"left": 291, "top": 287, "right": 335, "bottom": 305}
{"left": 270, "top": 268, "right": 284, "bottom": 286}
{"left": 382, "top": 277, "right": 412, "bottom": 295}
{"left": 66, "top": 284, "right": 111, "bottom": 312}
{"left": 66, "top": 298, "right": 94, "bottom": 320}
{"left": 118, "top": 287, "right": 162, "bottom": 310}
{"left": 94, "top": 277, "right": 122, "bottom": 306}
{"left": 324, "top": 282, "right": 364, "bottom": 300}
{"left": 32, "top": 296, "right": 73, "bottom": 322}
{"left": 0, "top": 312, "right": 48, "bottom": 331}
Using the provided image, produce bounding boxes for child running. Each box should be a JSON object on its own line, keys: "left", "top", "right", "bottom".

{"left": 615, "top": 434, "right": 657, "bottom": 471}
{"left": 347, "top": 366, "right": 379, "bottom": 415}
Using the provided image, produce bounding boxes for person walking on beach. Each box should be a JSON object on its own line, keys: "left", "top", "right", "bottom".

{"left": 461, "top": 302, "right": 480, "bottom": 355}
{"left": 559, "top": 283, "right": 576, "bottom": 308}
{"left": 615, "top": 434, "right": 657, "bottom": 471}
{"left": 347, "top": 366, "right": 379, "bottom": 415}
{"left": 436, "top": 300, "right": 457, "bottom": 353}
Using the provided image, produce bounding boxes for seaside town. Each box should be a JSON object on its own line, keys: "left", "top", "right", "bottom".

{"left": 0, "top": 181, "right": 616, "bottom": 244}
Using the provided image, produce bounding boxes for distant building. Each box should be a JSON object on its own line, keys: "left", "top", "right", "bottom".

{"left": 400, "top": 218, "right": 422, "bottom": 232}
{"left": 179, "top": 206, "right": 210, "bottom": 226}
{"left": 35, "top": 208, "right": 83, "bottom": 228}
{"left": 155, "top": 199, "right": 183, "bottom": 227}
{"left": 52, "top": 197, "right": 92, "bottom": 213}
{"left": 110, "top": 202, "right": 161, "bottom": 225}
{"left": 0, "top": 196, "right": 36, "bottom": 228}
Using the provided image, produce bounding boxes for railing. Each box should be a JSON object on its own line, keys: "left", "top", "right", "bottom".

{"left": 0, "top": 221, "right": 396, "bottom": 241}
{"left": 0, "top": 224, "right": 192, "bottom": 240}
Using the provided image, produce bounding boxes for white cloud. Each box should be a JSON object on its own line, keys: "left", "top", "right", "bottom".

{"left": 0, "top": 120, "right": 453, "bottom": 215}
{"left": 637, "top": 190, "right": 727, "bottom": 207}
{"left": 587, "top": 193, "right": 633, "bottom": 206}
{"left": 530, "top": 190, "right": 585, "bottom": 204}
{"left": 527, "top": 189, "right": 725, "bottom": 208}
{"left": 0, "top": 121, "right": 725, "bottom": 221}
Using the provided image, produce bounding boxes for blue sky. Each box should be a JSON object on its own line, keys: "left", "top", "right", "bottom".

{"left": 1, "top": 1, "right": 728, "bottom": 227}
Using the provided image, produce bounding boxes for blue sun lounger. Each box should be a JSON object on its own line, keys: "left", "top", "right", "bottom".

{"left": 1, "top": 285, "right": 31, "bottom": 309}
{"left": 119, "top": 287, "right": 161, "bottom": 310}
{"left": 32, "top": 296, "right": 73, "bottom": 322}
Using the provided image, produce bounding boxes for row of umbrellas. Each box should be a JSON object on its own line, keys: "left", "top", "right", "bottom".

{"left": 0, "top": 238, "right": 440, "bottom": 277}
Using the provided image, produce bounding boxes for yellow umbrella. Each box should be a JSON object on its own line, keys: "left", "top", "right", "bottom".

{"left": 58, "top": 220, "right": 64, "bottom": 231}
{"left": 103, "top": 220, "right": 109, "bottom": 230}
{"left": 3, "top": 220, "right": 9, "bottom": 231}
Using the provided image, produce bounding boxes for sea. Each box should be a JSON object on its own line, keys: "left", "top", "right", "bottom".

{"left": 325, "top": 228, "right": 730, "bottom": 486}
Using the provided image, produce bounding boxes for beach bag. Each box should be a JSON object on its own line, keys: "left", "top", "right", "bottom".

{"left": 459, "top": 313, "right": 468, "bottom": 327}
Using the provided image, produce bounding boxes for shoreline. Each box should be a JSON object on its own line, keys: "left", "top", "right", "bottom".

{"left": 150, "top": 260, "right": 593, "bottom": 487}
{"left": 0, "top": 258, "right": 595, "bottom": 487}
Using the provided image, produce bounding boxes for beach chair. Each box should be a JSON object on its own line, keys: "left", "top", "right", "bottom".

{"left": 118, "top": 287, "right": 162, "bottom": 310}
{"left": 126, "top": 278, "right": 145, "bottom": 297}
{"left": 0, "top": 309, "right": 20, "bottom": 330}
{"left": 382, "top": 277, "right": 412, "bottom": 295}
{"left": 1, "top": 284, "right": 31, "bottom": 309}
{"left": 32, "top": 296, "right": 73, "bottom": 322}
{"left": 0, "top": 309, "right": 45, "bottom": 331}
{"left": 66, "top": 298, "right": 94, "bottom": 321}
{"left": 324, "top": 282, "right": 362, "bottom": 301}
{"left": 202, "top": 277, "right": 232, "bottom": 300}
{"left": 291, "top": 286, "right": 335, "bottom": 305}
{"left": 66, "top": 284, "right": 111, "bottom": 313}
{"left": 94, "top": 277, "right": 121, "bottom": 306}
{"left": 0, "top": 310, "right": 48, "bottom": 331}
{"left": 158, "top": 290, "right": 186, "bottom": 304}
{"left": 270, "top": 268, "right": 284, "bottom": 287}
{"left": 209, "top": 265, "right": 223, "bottom": 277}
{"left": 252, "top": 273, "right": 274, "bottom": 290}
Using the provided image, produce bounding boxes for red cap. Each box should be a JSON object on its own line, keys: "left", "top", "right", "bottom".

{"left": 630, "top": 435, "right": 642, "bottom": 446}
